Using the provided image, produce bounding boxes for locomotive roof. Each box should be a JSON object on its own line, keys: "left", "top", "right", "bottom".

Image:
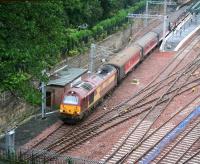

{"left": 66, "top": 66, "right": 116, "bottom": 98}
{"left": 66, "top": 74, "right": 102, "bottom": 97}
{"left": 66, "top": 86, "right": 89, "bottom": 98}
{"left": 108, "top": 45, "right": 141, "bottom": 67}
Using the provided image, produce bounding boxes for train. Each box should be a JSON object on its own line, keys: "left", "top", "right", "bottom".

{"left": 59, "top": 7, "right": 188, "bottom": 123}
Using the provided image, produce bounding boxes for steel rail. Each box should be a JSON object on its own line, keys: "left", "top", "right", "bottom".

{"left": 104, "top": 60, "right": 200, "bottom": 163}
{"left": 136, "top": 121, "right": 200, "bottom": 163}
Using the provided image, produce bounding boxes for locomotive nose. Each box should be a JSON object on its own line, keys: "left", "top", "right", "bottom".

{"left": 60, "top": 94, "right": 81, "bottom": 116}
{"left": 60, "top": 104, "right": 81, "bottom": 115}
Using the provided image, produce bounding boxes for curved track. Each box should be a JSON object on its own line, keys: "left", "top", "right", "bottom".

{"left": 21, "top": 17, "right": 200, "bottom": 163}
{"left": 23, "top": 34, "right": 200, "bottom": 162}
{"left": 99, "top": 35, "right": 200, "bottom": 163}
{"left": 153, "top": 119, "right": 200, "bottom": 164}
{"left": 101, "top": 53, "right": 200, "bottom": 163}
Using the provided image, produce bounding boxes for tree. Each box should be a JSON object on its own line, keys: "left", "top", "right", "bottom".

{"left": 0, "top": 0, "right": 144, "bottom": 104}
{"left": 99, "top": 0, "right": 139, "bottom": 18}
{"left": 62, "top": 0, "right": 103, "bottom": 27}
{"left": 0, "top": 1, "right": 65, "bottom": 103}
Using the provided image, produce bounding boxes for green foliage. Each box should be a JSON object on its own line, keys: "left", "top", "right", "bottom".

{"left": 0, "top": 1, "right": 65, "bottom": 104}
{"left": 65, "top": 0, "right": 145, "bottom": 51}
{"left": 62, "top": 0, "right": 103, "bottom": 27}
{"left": 100, "top": 0, "right": 141, "bottom": 18}
{"left": 68, "top": 49, "right": 79, "bottom": 57}
{"left": 0, "top": 0, "right": 145, "bottom": 105}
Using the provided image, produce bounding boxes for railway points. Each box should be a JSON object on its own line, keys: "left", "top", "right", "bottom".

{"left": 20, "top": 33, "right": 200, "bottom": 162}
{"left": 1, "top": 1, "right": 200, "bottom": 163}
{"left": 100, "top": 55, "right": 200, "bottom": 163}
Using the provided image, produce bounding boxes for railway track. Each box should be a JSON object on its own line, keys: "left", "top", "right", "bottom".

{"left": 101, "top": 57, "right": 200, "bottom": 163}
{"left": 152, "top": 119, "right": 200, "bottom": 164}
{"left": 23, "top": 23, "right": 200, "bottom": 162}
{"left": 112, "top": 31, "right": 200, "bottom": 113}
{"left": 32, "top": 78, "right": 200, "bottom": 155}
{"left": 99, "top": 36, "right": 200, "bottom": 163}
{"left": 24, "top": 55, "right": 200, "bottom": 161}
{"left": 101, "top": 102, "right": 200, "bottom": 163}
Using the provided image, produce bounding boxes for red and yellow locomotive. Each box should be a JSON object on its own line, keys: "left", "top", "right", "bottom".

{"left": 59, "top": 7, "right": 188, "bottom": 123}
{"left": 60, "top": 65, "right": 117, "bottom": 123}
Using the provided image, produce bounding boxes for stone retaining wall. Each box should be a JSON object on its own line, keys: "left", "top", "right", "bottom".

{"left": 0, "top": 96, "right": 36, "bottom": 135}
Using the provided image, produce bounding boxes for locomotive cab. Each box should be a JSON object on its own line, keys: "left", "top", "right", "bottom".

{"left": 60, "top": 91, "right": 82, "bottom": 118}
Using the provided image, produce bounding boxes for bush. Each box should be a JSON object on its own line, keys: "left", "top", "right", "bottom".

{"left": 68, "top": 49, "right": 79, "bottom": 56}
{"left": 65, "top": 0, "right": 146, "bottom": 56}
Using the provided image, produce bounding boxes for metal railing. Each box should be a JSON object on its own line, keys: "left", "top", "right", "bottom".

{"left": 0, "top": 146, "right": 102, "bottom": 164}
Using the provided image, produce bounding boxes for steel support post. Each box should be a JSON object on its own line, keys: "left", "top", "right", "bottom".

{"left": 89, "top": 44, "right": 96, "bottom": 74}
{"left": 5, "top": 129, "right": 15, "bottom": 153}
{"left": 145, "top": 0, "right": 149, "bottom": 26}
{"left": 41, "top": 70, "right": 46, "bottom": 119}
{"left": 161, "top": 0, "right": 167, "bottom": 52}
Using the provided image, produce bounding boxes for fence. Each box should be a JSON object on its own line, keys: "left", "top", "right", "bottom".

{"left": 0, "top": 146, "right": 102, "bottom": 164}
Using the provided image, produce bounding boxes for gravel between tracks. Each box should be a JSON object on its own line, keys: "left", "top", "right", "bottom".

{"left": 65, "top": 41, "right": 200, "bottom": 160}
{"left": 20, "top": 22, "right": 200, "bottom": 163}
{"left": 19, "top": 19, "right": 162, "bottom": 151}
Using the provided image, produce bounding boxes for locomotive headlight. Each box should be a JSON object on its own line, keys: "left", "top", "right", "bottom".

{"left": 60, "top": 109, "right": 64, "bottom": 113}
{"left": 60, "top": 105, "right": 67, "bottom": 113}
{"left": 76, "top": 107, "right": 81, "bottom": 115}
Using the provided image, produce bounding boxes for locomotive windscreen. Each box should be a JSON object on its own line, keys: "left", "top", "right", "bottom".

{"left": 63, "top": 95, "right": 79, "bottom": 105}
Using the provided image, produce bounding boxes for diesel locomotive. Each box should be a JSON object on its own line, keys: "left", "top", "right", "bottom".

{"left": 59, "top": 7, "right": 188, "bottom": 123}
